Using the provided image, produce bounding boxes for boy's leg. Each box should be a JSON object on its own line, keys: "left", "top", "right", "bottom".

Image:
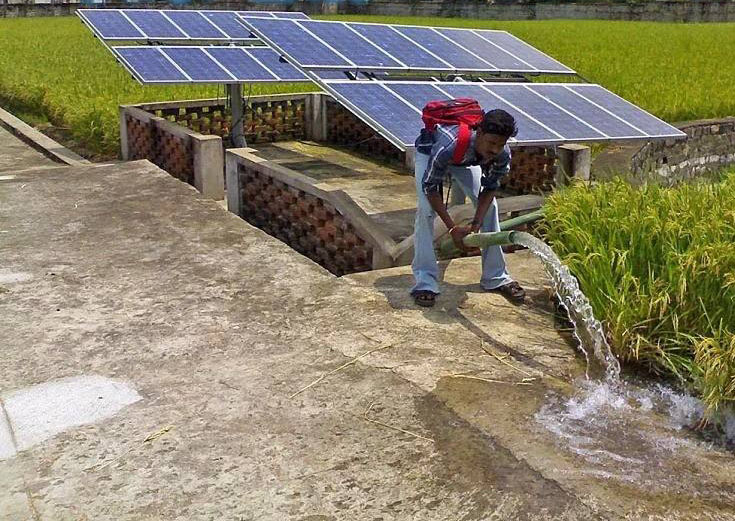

{"left": 449, "top": 165, "right": 513, "bottom": 290}
{"left": 411, "top": 153, "right": 441, "bottom": 296}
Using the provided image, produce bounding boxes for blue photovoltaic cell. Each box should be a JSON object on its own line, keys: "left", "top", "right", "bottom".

{"left": 247, "top": 18, "right": 351, "bottom": 67}
{"left": 329, "top": 83, "right": 420, "bottom": 146}
{"left": 569, "top": 85, "right": 680, "bottom": 136}
{"left": 383, "top": 83, "right": 449, "bottom": 110}
{"left": 162, "top": 47, "right": 232, "bottom": 81}
{"left": 487, "top": 84, "right": 604, "bottom": 140}
{"left": 115, "top": 47, "right": 187, "bottom": 82}
{"left": 438, "top": 84, "right": 561, "bottom": 143}
{"left": 247, "top": 48, "right": 308, "bottom": 81}
{"left": 203, "top": 11, "right": 253, "bottom": 39}
{"left": 476, "top": 31, "right": 570, "bottom": 73}
{"left": 124, "top": 10, "right": 185, "bottom": 39}
{"left": 349, "top": 24, "right": 450, "bottom": 70}
{"left": 437, "top": 29, "right": 527, "bottom": 71}
{"left": 529, "top": 85, "right": 645, "bottom": 138}
{"left": 394, "top": 26, "right": 492, "bottom": 70}
{"left": 299, "top": 21, "right": 403, "bottom": 69}
{"left": 163, "top": 11, "right": 226, "bottom": 39}
{"left": 205, "top": 48, "right": 274, "bottom": 80}
{"left": 80, "top": 10, "right": 143, "bottom": 39}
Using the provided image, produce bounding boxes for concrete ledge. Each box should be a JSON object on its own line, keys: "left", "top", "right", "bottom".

{"left": 0, "top": 107, "right": 89, "bottom": 167}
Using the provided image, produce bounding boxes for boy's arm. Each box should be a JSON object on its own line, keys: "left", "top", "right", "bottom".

{"left": 470, "top": 148, "right": 511, "bottom": 231}
{"left": 422, "top": 140, "right": 472, "bottom": 251}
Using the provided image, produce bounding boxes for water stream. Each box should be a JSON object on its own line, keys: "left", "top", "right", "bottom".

{"left": 511, "top": 231, "right": 621, "bottom": 381}
{"left": 510, "top": 231, "right": 735, "bottom": 475}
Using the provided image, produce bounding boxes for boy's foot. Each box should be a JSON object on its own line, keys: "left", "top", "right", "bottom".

{"left": 487, "top": 281, "right": 526, "bottom": 303}
{"left": 413, "top": 290, "right": 437, "bottom": 308}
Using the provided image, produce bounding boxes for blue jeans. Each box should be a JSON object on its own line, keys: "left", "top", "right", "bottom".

{"left": 411, "top": 152, "right": 513, "bottom": 295}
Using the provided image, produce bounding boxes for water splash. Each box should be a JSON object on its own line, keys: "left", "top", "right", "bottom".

{"left": 511, "top": 231, "right": 621, "bottom": 381}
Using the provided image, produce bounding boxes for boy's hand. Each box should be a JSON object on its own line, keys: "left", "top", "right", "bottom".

{"left": 450, "top": 225, "right": 472, "bottom": 253}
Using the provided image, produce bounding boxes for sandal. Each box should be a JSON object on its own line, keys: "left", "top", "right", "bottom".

{"left": 487, "top": 281, "right": 526, "bottom": 303}
{"left": 413, "top": 290, "right": 437, "bottom": 308}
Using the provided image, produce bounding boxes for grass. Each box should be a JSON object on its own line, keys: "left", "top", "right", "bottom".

{"left": 2, "top": 16, "right": 735, "bottom": 156}
{"left": 540, "top": 173, "right": 735, "bottom": 413}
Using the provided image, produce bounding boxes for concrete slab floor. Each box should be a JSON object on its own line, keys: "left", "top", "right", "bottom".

{"left": 1, "top": 159, "right": 734, "bottom": 520}
{"left": 0, "top": 125, "right": 58, "bottom": 173}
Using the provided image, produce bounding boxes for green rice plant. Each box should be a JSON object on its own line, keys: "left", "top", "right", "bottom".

{"left": 540, "top": 174, "right": 735, "bottom": 412}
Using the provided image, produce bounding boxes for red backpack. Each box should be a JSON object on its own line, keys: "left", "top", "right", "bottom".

{"left": 422, "top": 98, "right": 484, "bottom": 164}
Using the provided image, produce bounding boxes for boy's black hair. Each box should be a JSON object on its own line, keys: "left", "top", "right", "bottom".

{"left": 479, "top": 109, "right": 518, "bottom": 139}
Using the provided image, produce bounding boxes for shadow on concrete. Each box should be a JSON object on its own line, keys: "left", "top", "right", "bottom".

{"left": 371, "top": 266, "right": 553, "bottom": 373}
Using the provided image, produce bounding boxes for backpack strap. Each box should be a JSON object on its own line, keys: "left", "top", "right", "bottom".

{"left": 452, "top": 123, "right": 472, "bottom": 165}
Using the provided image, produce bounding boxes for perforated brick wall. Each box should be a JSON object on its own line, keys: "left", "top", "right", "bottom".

{"left": 237, "top": 163, "right": 374, "bottom": 276}
{"left": 126, "top": 114, "right": 194, "bottom": 185}
{"left": 151, "top": 98, "right": 306, "bottom": 146}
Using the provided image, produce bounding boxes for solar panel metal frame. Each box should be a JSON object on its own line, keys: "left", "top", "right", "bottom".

{"left": 318, "top": 80, "right": 685, "bottom": 150}
{"left": 112, "top": 45, "right": 309, "bottom": 84}
{"left": 77, "top": 9, "right": 307, "bottom": 42}
{"left": 239, "top": 18, "right": 575, "bottom": 75}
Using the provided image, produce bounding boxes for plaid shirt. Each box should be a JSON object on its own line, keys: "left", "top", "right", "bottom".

{"left": 415, "top": 124, "right": 511, "bottom": 195}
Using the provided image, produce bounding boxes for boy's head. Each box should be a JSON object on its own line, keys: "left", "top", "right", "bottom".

{"left": 475, "top": 109, "right": 517, "bottom": 162}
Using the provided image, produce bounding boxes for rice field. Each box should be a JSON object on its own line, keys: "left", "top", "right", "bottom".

{"left": 1, "top": 16, "right": 735, "bottom": 157}
{"left": 541, "top": 173, "right": 735, "bottom": 413}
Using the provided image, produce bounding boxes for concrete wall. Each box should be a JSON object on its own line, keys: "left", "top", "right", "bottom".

{"left": 631, "top": 118, "right": 735, "bottom": 183}
{"left": 5, "top": 0, "right": 735, "bottom": 22}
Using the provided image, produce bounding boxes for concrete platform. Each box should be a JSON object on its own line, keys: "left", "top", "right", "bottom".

{"left": 2, "top": 158, "right": 735, "bottom": 520}
{"left": 0, "top": 125, "right": 58, "bottom": 173}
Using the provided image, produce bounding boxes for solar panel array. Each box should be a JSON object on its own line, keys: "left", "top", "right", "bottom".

{"left": 241, "top": 19, "right": 574, "bottom": 74}
{"left": 321, "top": 80, "right": 685, "bottom": 148}
{"left": 114, "top": 46, "right": 308, "bottom": 83}
{"left": 77, "top": 9, "right": 308, "bottom": 41}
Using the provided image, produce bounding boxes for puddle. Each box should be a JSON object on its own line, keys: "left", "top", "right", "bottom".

{"left": 534, "top": 378, "right": 735, "bottom": 492}
{"left": 0, "top": 375, "right": 141, "bottom": 459}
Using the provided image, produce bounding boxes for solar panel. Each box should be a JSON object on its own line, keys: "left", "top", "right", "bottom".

{"left": 112, "top": 46, "right": 309, "bottom": 84}
{"left": 162, "top": 10, "right": 228, "bottom": 40}
{"left": 394, "top": 26, "right": 495, "bottom": 71}
{"left": 240, "top": 19, "right": 576, "bottom": 75}
{"left": 124, "top": 10, "right": 185, "bottom": 39}
{"left": 77, "top": 9, "right": 144, "bottom": 39}
{"left": 298, "top": 20, "right": 404, "bottom": 69}
{"left": 205, "top": 47, "right": 276, "bottom": 81}
{"left": 350, "top": 24, "right": 450, "bottom": 70}
{"left": 79, "top": 9, "right": 310, "bottom": 41}
{"left": 114, "top": 47, "right": 188, "bottom": 83}
{"left": 319, "top": 80, "right": 685, "bottom": 149}
{"left": 246, "top": 48, "right": 309, "bottom": 81}
{"left": 161, "top": 47, "right": 232, "bottom": 82}
{"left": 245, "top": 18, "right": 351, "bottom": 68}
{"left": 475, "top": 31, "right": 571, "bottom": 74}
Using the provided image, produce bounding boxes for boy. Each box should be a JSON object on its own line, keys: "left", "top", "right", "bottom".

{"left": 411, "top": 109, "right": 526, "bottom": 307}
